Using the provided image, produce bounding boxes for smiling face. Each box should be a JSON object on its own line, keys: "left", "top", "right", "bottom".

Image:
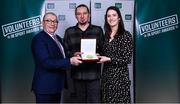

{"left": 106, "top": 9, "right": 120, "bottom": 28}
{"left": 75, "top": 6, "right": 90, "bottom": 25}
{"left": 43, "top": 13, "right": 58, "bottom": 35}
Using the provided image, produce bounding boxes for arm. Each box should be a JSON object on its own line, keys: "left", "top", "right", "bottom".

{"left": 98, "top": 32, "right": 133, "bottom": 65}
{"left": 96, "top": 27, "right": 105, "bottom": 55}
{"left": 63, "top": 29, "right": 74, "bottom": 57}
{"left": 110, "top": 32, "right": 133, "bottom": 65}
{"left": 31, "top": 36, "right": 71, "bottom": 70}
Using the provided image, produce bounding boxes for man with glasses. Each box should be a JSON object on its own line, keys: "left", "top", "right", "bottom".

{"left": 31, "top": 12, "right": 82, "bottom": 103}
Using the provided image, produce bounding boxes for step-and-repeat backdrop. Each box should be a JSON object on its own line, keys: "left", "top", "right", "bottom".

{"left": 1, "top": 0, "right": 180, "bottom": 103}
{"left": 0, "top": 0, "right": 134, "bottom": 102}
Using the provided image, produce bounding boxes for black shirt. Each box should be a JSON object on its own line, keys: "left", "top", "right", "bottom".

{"left": 64, "top": 24, "right": 104, "bottom": 80}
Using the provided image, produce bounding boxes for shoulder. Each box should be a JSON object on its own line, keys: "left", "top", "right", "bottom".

{"left": 120, "top": 31, "right": 133, "bottom": 43}
{"left": 90, "top": 24, "right": 103, "bottom": 33}
{"left": 32, "top": 31, "right": 48, "bottom": 42}
{"left": 65, "top": 26, "right": 77, "bottom": 32}
{"left": 64, "top": 26, "right": 78, "bottom": 38}
{"left": 32, "top": 31, "right": 42, "bottom": 39}
{"left": 91, "top": 24, "right": 102, "bottom": 29}
{"left": 116, "top": 31, "right": 133, "bottom": 41}
{"left": 123, "top": 31, "right": 133, "bottom": 38}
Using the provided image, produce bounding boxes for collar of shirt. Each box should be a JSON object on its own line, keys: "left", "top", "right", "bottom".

{"left": 75, "top": 23, "right": 93, "bottom": 30}
{"left": 44, "top": 30, "right": 56, "bottom": 40}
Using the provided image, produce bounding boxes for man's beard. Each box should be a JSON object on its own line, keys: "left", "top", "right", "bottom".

{"left": 79, "top": 21, "right": 87, "bottom": 25}
{"left": 79, "top": 19, "right": 89, "bottom": 25}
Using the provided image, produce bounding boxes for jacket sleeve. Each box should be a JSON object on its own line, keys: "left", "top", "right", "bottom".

{"left": 31, "top": 36, "right": 71, "bottom": 70}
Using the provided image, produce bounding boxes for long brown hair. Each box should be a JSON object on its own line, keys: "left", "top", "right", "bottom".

{"left": 104, "top": 6, "right": 125, "bottom": 38}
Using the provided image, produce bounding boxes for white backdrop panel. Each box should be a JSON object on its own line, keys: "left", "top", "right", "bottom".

{"left": 45, "top": 0, "right": 90, "bottom": 38}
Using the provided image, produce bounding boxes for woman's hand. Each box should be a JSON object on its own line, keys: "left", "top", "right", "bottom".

{"left": 97, "top": 56, "right": 111, "bottom": 63}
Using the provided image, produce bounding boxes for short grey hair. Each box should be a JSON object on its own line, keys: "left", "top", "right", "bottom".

{"left": 43, "top": 12, "right": 58, "bottom": 21}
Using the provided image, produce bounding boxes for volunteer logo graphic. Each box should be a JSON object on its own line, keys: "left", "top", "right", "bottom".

{"left": 125, "top": 14, "right": 132, "bottom": 20}
{"left": 139, "top": 14, "right": 179, "bottom": 37}
{"left": 2, "top": 16, "right": 41, "bottom": 39}
{"left": 115, "top": 3, "right": 122, "bottom": 9}
{"left": 94, "top": 3, "right": 101, "bottom": 9}
{"left": 47, "top": 3, "right": 55, "bottom": 9}
{"left": 69, "top": 3, "right": 76, "bottom": 9}
{"left": 59, "top": 15, "right": 66, "bottom": 21}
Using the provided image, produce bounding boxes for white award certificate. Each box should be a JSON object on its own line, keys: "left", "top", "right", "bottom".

{"left": 81, "top": 39, "right": 98, "bottom": 61}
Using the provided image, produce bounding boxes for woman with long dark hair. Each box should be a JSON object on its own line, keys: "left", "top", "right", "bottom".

{"left": 98, "top": 6, "right": 133, "bottom": 103}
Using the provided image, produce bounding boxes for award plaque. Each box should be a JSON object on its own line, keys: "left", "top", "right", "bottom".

{"left": 80, "top": 39, "right": 98, "bottom": 61}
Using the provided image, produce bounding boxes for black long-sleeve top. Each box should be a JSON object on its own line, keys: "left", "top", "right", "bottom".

{"left": 64, "top": 24, "right": 104, "bottom": 80}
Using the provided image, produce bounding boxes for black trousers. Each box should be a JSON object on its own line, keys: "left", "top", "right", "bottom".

{"left": 73, "top": 79, "right": 101, "bottom": 103}
{"left": 35, "top": 93, "right": 61, "bottom": 103}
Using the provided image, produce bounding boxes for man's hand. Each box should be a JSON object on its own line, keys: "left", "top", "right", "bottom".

{"left": 70, "top": 56, "right": 82, "bottom": 66}
{"left": 73, "top": 52, "right": 83, "bottom": 57}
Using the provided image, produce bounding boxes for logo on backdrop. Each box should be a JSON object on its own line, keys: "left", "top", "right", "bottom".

{"left": 139, "top": 14, "right": 179, "bottom": 37}
{"left": 1, "top": 16, "right": 42, "bottom": 39}
{"left": 94, "top": 3, "right": 101, "bottom": 9}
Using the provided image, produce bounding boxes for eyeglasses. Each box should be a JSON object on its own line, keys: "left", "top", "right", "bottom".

{"left": 44, "top": 19, "right": 58, "bottom": 24}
